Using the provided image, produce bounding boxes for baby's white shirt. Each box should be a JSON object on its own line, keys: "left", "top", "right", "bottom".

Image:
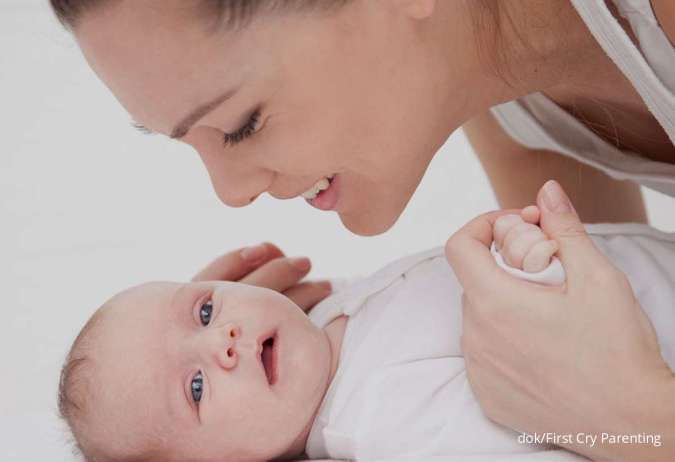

{"left": 305, "top": 223, "right": 675, "bottom": 461}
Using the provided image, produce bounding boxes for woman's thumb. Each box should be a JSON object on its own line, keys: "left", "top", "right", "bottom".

{"left": 536, "top": 180, "right": 605, "bottom": 279}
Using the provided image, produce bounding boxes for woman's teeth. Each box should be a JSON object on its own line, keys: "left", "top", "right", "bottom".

{"left": 301, "top": 176, "right": 334, "bottom": 199}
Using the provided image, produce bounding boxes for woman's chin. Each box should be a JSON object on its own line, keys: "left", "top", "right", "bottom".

{"left": 338, "top": 209, "right": 399, "bottom": 236}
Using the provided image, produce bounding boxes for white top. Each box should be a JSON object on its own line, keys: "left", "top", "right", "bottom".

{"left": 490, "top": 0, "right": 675, "bottom": 197}
{"left": 306, "top": 223, "right": 675, "bottom": 461}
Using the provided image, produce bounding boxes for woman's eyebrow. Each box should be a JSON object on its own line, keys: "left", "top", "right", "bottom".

{"left": 170, "top": 88, "right": 240, "bottom": 139}
{"left": 129, "top": 87, "right": 240, "bottom": 139}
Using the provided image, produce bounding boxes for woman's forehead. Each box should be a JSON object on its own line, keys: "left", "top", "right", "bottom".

{"left": 74, "top": 1, "right": 251, "bottom": 134}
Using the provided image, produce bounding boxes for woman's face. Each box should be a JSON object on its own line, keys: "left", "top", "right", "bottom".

{"left": 75, "top": 0, "right": 457, "bottom": 235}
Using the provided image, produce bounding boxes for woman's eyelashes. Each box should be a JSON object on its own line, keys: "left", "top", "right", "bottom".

{"left": 199, "top": 300, "right": 213, "bottom": 326}
{"left": 223, "top": 109, "right": 260, "bottom": 146}
{"left": 191, "top": 371, "right": 204, "bottom": 404}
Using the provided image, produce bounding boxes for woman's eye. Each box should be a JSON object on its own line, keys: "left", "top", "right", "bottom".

{"left": 199, "top": 301, "right": 213, "bottom": 326}
{"left": 191, "top": 371, "right": 204, "bottom": 403}
{"left": 223, "top": 109, "right": 260, "bottom": 146}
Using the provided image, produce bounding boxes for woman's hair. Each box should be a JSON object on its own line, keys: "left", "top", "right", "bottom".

{"left": 49, "top": 0, "right": 105, "bottom": 30}
{"left": 50, "top": 0, "right": 513, "bottom": 87}
{"left": 50, "top": 0, "right": 350, "bottom": 32}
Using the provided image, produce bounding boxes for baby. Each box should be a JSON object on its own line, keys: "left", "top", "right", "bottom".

{"left": 58, "top": 209, "right": 675, "bottom": 462}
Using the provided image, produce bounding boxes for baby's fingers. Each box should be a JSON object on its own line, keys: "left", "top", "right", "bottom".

{"left": 521, "top": 205, "right": 540, "bottom": 224}
{"left": 494, "top": 214, "right": 524, "bottom": 250}
{"left": 523, "top": 240, "right": 559, "bottom": 273}
{"left": 502, "top": 224, "right": 547, "bottom": 268}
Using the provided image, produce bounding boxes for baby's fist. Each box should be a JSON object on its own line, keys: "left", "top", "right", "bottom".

{"left": 494, "top": 208, "right": 558, "bottom": 273}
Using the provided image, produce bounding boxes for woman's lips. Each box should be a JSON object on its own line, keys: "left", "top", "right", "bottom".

{"left": 307, "top": 174, "right": 340, "bottom": 211}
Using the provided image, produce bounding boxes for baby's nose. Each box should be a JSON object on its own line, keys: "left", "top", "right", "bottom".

{"left": 215, "top": 322, "right": 241, "bottom": 370}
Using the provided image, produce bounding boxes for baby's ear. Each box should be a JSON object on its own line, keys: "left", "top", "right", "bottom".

{"left": 520, "top": 205, "right": 540, "bottom": 225}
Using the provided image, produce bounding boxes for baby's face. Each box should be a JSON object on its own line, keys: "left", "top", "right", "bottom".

{"left": 90, "top": 281, "right": 332, "bottom": 461}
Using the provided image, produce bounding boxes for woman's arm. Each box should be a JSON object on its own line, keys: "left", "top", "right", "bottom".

{"left": 462, "top": 111, "right": 648, "bottom": 224}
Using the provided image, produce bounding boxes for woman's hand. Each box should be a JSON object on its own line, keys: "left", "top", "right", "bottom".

{"left": 445, "top": 180, "right": 675, "bottom": 461}
{"left": 192, "top": 242, "right": 332, "bottom": 312}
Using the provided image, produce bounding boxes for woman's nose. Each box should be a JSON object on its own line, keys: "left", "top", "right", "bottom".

{"left": 190, "top": 133, "right": 272, "bottom": 207}
{"left": 210, "top": 165, "right": 269, "bottom": 207}
{"left": 213, "top": 322, "right": 241, "bottom": 370}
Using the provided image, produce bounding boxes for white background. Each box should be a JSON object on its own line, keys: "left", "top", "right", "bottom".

{"left": 1, "top": 1, "right": 673, "bottom": 460}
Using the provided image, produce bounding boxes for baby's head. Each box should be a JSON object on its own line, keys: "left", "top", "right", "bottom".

{"left": 59, "top": 281, "right": 332, "bottom": 461}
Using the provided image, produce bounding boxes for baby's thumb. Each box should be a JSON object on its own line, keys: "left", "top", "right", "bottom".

{"left": 536, "top": 180, "right": 605, "bottom": 279}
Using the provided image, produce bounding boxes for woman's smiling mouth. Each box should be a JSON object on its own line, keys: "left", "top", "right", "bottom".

{"left": 305, "top": 174, "right": 340, "bottom": 211}
{"left": 300, "top": 175, "right": 334, "bottom": 199}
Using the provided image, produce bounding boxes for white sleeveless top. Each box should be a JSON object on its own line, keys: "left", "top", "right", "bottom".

{"left": 490, "top": 0, "right": 675, "bottom": 197}
{"left": 305, "top": 223, "right": 675, "bottom": 460}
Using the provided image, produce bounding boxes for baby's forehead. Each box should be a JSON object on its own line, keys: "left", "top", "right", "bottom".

{"left": 113, "top": 281, "right": 182, "bottom": 307}
{"left": 94, "top": 282, "right": 183, "bottom": 367}
{"left": 100, "top": 281, "right": 189, "bottom": 324}
{"left": 90, "top": 284, "right": 183, "bottom": 453}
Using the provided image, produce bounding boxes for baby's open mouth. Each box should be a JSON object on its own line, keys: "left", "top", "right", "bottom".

{"left": 260, "top": 333, "right": 278, "bottom": 386}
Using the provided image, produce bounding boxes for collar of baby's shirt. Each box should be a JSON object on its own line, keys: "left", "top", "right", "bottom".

{"left": 309, "top": 246, "right": 447, "bottom": 328}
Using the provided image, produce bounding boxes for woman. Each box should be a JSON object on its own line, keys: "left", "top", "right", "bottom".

{"left": 50, "top": 0, "right": 674, "bottom": 460}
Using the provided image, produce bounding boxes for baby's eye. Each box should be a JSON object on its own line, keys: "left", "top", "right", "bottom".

{"left": 199, "top": 301, "right": 213, "bottom": 326}
{"left": 191, "top": 371, "right": 204, "bottom": 403}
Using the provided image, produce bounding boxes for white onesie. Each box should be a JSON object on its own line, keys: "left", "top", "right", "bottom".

{"left": 305, "top": 223, "right": 675, "bottom": 461}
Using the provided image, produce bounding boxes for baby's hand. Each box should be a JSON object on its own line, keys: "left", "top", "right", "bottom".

{"left": 493, "top": 206, "right": 559, "bottom": 273}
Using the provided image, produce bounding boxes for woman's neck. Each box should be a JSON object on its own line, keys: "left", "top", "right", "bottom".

{"left": 441, "top": 0, "right": 674, "bottom": 160}
{"left": 435, "top": 0, "right": 599, "bottom": 123}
